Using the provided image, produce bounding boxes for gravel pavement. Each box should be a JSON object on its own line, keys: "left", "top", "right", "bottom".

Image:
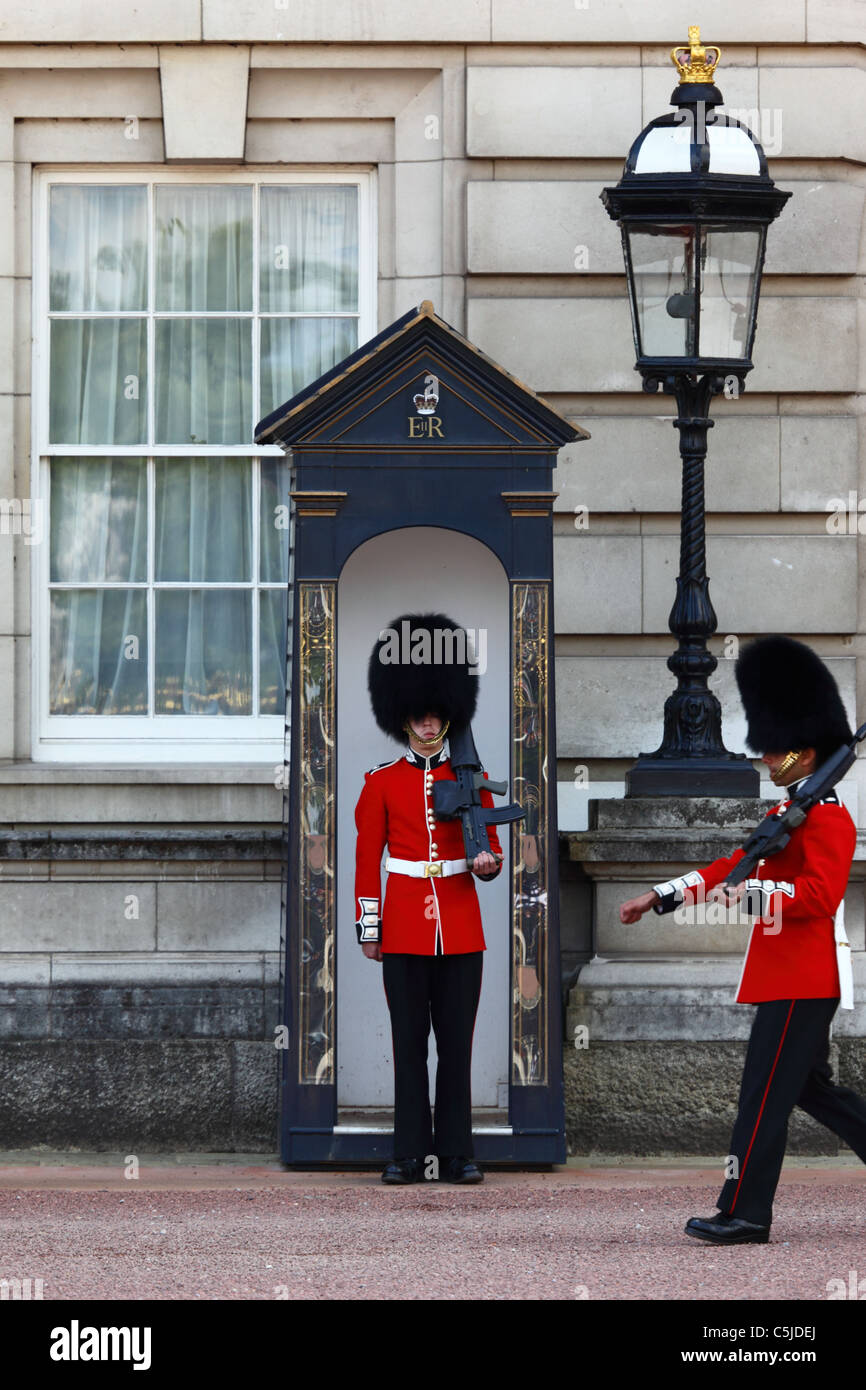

{"left": 1, "top": 1153, "right": 863, "bottom": 1302}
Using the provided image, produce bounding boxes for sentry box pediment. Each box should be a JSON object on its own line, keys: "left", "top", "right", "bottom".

{"left": 255, "top": 300, "right": 587, "bottom": 456}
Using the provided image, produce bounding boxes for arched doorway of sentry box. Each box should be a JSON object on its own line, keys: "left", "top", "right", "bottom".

{"left": 336, "top": 527, "right": 510, "bottom": 1134}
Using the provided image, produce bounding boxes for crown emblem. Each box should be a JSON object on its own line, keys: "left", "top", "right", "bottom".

{"left": 413, "top": 373, "right": 439, "bottom": 415}
{"left": 671, "top": 25, "right": 721, "bottom": 84}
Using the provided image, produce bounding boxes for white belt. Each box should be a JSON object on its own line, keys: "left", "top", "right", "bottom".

{"left": 835, "top": 900, "right": 854, "bottom": 1011}
{"left": 385, "top": 856, "right": 468, "bottom": 879}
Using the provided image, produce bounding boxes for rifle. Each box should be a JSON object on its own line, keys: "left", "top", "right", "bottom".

{"left": 433, "top": 723, "right": 524, "bottom": 862}
{"left": 723, "top": 722, "right": 866, "bottom": 888}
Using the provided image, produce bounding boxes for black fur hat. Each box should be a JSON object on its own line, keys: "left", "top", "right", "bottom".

{"left": 735, "top": 635, "right": 853, "bottom": 761}
{"left": 367, "top": 611, "right": 479, "bottom": 743}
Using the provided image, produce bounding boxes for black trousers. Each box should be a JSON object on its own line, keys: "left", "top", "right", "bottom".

{"left": 717, "top": 997, "right": 866, "bottom": 1225}
{"left": 381, "top": 951, "right": 483, "bottom": 1161}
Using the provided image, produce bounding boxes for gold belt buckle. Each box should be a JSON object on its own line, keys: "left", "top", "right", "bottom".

{"left": 424, "top": 862, "right": 442, "bottom": 877}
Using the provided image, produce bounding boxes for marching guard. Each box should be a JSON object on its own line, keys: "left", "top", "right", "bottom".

{"left": 620, "top": 636, "right": 866, "bottom": 1243}
{"left": 355, "top": 612, "right": 503, "bottom": 1185}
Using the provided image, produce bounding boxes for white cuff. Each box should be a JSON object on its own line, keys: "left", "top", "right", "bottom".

{"left": 652, "top": 870, "right": 703, "bottom": 915}
{"left": 741, "top": 878, "right": 795, "bottom": 916}
{"left": 356, "top": 896, "right": 380, "bottom": 942}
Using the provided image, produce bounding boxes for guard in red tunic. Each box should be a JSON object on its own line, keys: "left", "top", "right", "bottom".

{"left": 356, "top": 612, "right": 502, "bottom": 1185}
{"left": 621, "top": 636, "right": 866, "bottom": 1243}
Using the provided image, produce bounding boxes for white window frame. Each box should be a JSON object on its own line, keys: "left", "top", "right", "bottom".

{"left": 31, "top": 166, "right": 376, "bottom": 763}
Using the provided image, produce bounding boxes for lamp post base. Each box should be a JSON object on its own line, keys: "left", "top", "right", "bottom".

{"left": 626, "top": 754, "right": 760, "bottom": 798}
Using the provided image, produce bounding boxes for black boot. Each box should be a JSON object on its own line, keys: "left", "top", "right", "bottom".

{"left": 685, "top": 1213, "right": 770, "bottom": 1245}
{"left": 439, "top": 1156, "right": 483, "bottom": 1185}
{"left": 381, "top": 1158, "right": 424, "bottom": 1185}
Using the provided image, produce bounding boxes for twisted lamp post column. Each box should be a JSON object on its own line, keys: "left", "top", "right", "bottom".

{"left": 626, "top": 374, "right": 754, "bottom": 793}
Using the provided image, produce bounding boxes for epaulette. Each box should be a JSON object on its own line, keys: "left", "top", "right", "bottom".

{"left": 782, "top": 789, "right": 841, "bottom": 809}
{"left": 366, "top": 758, "right": 401, "bottom": 776}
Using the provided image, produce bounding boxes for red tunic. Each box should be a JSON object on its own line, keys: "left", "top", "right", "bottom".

{"left": 662, "top": 793, "right": 855, "bottom": 1003}
{"left": 354, "top": 747, "right": 503, "bottom": 955}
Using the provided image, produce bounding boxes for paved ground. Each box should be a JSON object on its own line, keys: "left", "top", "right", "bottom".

{"left": 1, "top": 1152, "right": 863, "bottom": 1302}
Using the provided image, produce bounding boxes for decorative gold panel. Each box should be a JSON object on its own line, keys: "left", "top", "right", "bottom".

{"left": 297, "top": 582, "right": 336, "bottom": 1085}
{"left": 511, "top": 582, "right": 549, "bottom": 1086}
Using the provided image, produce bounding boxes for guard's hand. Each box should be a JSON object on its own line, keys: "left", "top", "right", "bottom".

{"left": 362, "top": 942, "right": 383, "bottom": 961}
{"left": 472, "top": 851, "right": 501, "bottom": 877}
{"left": 708, "top": 882, "right": 745, "bottom": 907}
{"left": 619, "top": 891, "right": 660, "bottom": 924}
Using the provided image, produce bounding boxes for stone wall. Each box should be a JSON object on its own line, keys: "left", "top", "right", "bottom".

{"left": 0, "top": 826, "right": 281, "bottom": 1148}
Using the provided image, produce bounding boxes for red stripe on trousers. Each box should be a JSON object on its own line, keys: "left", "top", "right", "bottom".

{"left": 729, "top": 1000, "right": 796, "bottom": 1215}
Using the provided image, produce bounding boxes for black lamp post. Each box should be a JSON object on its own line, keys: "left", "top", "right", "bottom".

{"left": 601, "top": 26, "right": 790, "bottom": 796}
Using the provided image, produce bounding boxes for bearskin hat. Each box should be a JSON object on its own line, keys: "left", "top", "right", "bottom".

{"left": 735, "top": 635, "right": 853, "bottom": 762}
{"left": 367, "top": 611, "right": 479, "bottom": 743}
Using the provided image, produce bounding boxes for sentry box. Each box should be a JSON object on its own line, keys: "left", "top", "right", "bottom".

{"left": 255, "top": 301, "right": 586, "bottom": 1165}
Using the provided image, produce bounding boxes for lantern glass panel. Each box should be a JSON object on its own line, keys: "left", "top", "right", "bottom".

{"left": 627, "top": 225, "right": 697, "bottom": 358}
{"left": 698, "top": 225, "right": 763, "bottom": 361}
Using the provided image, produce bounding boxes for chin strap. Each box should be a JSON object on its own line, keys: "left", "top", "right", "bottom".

{"left": 776, "top": 749, "right": 802, "bottom": 777}
{"left": 404, "top": 718, "right": 450, "bottom": 750}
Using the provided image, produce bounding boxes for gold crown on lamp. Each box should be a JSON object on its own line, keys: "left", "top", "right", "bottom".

{"left": 671, "top": 25, "right": 721, "bottom": 84}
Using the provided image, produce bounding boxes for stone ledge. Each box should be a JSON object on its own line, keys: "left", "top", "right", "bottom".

{"left": 568, "top": 833, "right": 763, "bottom": 865}
{"left": 50, "top": 952, "right": 280, "bottom": 986}
{"left": 0, "top": 829, "right": 284, "bottom": 860}
{"left": 564, "top": 792, "right": 866, "bottom": 869}
{"left": 0, "top": 980, "right": 281, "bottom": 1040}
{"left": 564, "top": 1041, "right": 866, "bottom": 1156}
{"left": 0, "top": 764, "right": 282, "bottom": 783}
{"left": 589, "top": 797, "right": 773, "bottom": 830}
{"left": 570, "top": 964, "right": 866, "bottom": 1042}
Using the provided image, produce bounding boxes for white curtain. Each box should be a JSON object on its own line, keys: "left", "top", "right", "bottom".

{"left": 260, "top": 317, "right": 357, "bottom": 420}
{"left": 259, "top": 185, "right": 358, "bottom": 416}
{"left": 50, "top": 318, "right": 148, "bottom": 445}
{"left": 154, "top": 458, "right": 251, "bottom": 715}
{"left": 259, "top": 184, "right": 357, "bottom": 311}
{"left": 49, "top": 458, "right": 147, "bottom": 714}
{"left": 50, "top": 184, "right": 147, "bottom": 312}
{"left": 259, "top": 458, "right": 291, "bottom": 715}
{"left": 49, "top": 186, "right": 148, "bottom": 447}
{"left": 155, "top": 185, "right": 253, "bottom": 445}
{"left": 48, "top": 182, "right": 354, "bottom": 718}
{"left": 155, "top": 185, "right": 251, "bottom": 312}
